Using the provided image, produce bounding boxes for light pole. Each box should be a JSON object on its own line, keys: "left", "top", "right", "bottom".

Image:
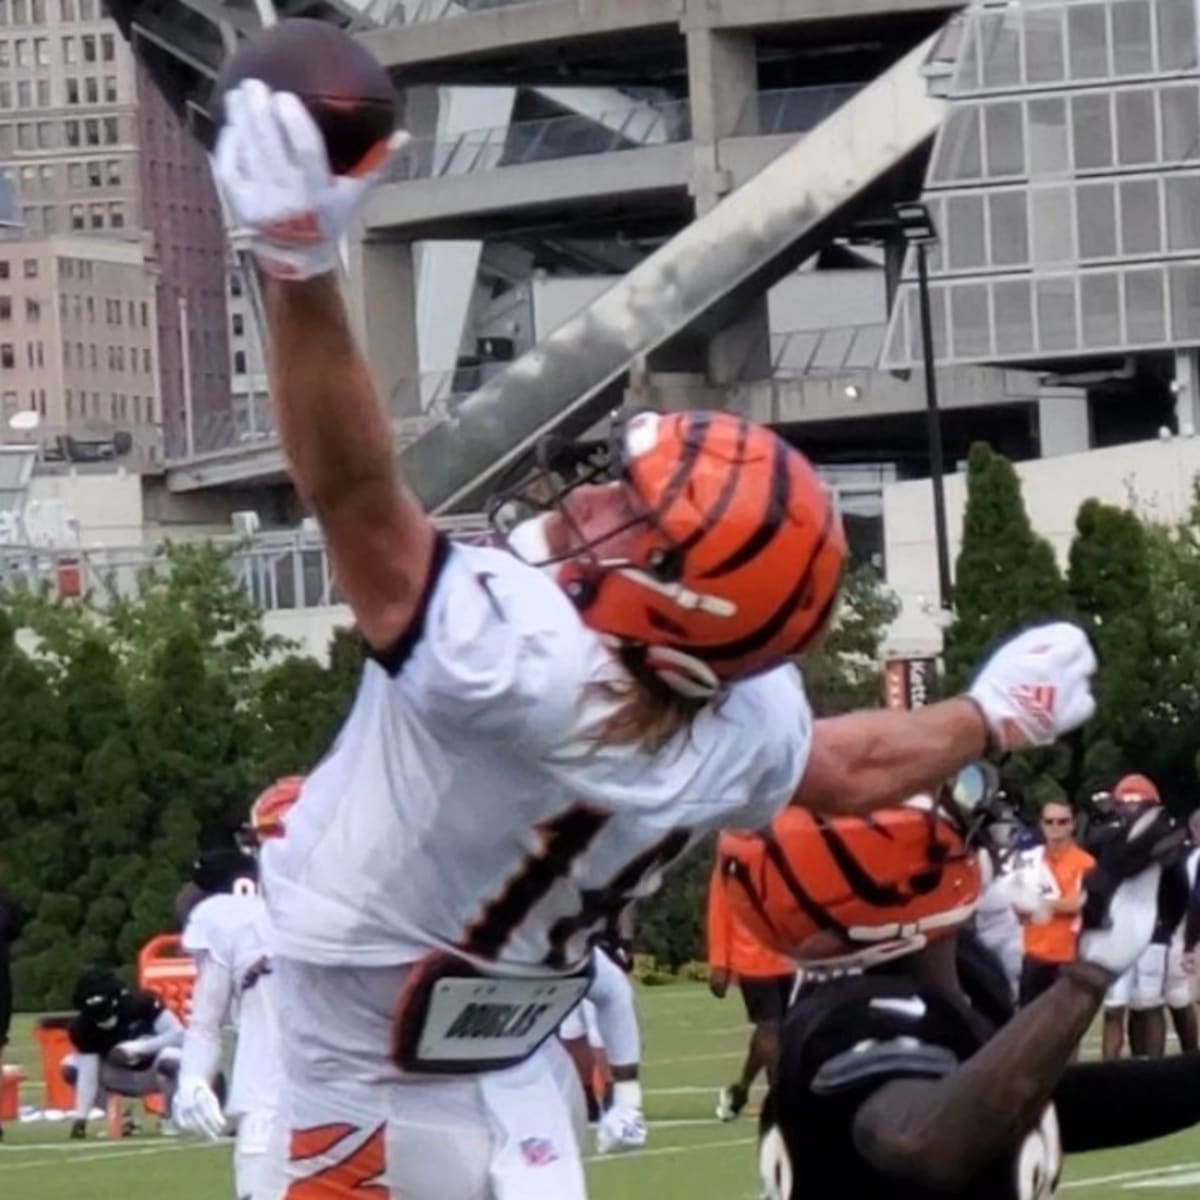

{"left": 893, "top": 201, "right": 952, "bottom": 614}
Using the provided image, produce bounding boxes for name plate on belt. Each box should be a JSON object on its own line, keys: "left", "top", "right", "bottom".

{"left": 392, "top": 955, "right": 592, "bottom": 1075}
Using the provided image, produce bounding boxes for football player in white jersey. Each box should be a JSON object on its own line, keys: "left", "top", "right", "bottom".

{"left": 558, "top": 944, "right": 646, "bottom": 1153}
{"left": 172, "top": 779, "right": 302, "bottom": 1200}
{"left": 212, "top": 76, "right": 1099, "bottom": 1200}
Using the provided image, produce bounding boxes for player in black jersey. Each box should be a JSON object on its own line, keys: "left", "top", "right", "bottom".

{"left": 63, "top": 967, "right": 184, "bottom": 1139}
{"left": 718, "top": 764, "right": 1200, "bottom": 1200}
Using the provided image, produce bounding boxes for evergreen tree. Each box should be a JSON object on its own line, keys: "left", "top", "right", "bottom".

{"left": 943, "top": 443, "right": 1071, "bottom": 690}
{"left": 802, "top": 565, "right": 900, "bottom": 715}
{"left": 1067, "top": 500, "right": 1158, "bottom": 779}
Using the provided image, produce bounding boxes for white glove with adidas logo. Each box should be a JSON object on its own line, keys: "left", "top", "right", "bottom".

{"left": 967, "top": 622, "right": 1097, "bottom": 750}
{"left": 212, "top": 79, "right": 408, "bottom": 281}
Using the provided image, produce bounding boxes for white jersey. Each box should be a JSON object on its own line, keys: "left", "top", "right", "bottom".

{"left": 182, "top": 892, "right": 282, "bottom": 1118}
{"left": 263, "top": 541, "right": 811, "bottom": 977}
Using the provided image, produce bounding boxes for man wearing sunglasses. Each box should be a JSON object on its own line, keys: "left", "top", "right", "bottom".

{"left": 1017, "top": 800, "right": 1096, "bottom": 1007}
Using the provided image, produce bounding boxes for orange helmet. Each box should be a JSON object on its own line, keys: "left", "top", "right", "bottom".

{"left": 1113, "top": 774, "right": 1160, "bottom": 805}
{"left": 244, "top": 775, "right": 305, "bottom": 845}
{"left": 553, "top": 411, "right": 847, "bottom": 697}
{"left": 717, "top": 802, "right": 983, "bottom": 970}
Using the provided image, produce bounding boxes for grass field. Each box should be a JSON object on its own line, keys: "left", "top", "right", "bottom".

{"left": 3, "top": 984, "right": 1200, "bottom": 1199}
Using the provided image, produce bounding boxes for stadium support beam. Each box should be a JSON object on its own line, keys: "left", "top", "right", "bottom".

{"left": 345, "top": 232, "right": 421, "bottom": 418}
{"left": 398, "top": 32, "right": 949, "bottom": 514}
{"left": 682, "top": 25, "right": 769, "bottom": 384}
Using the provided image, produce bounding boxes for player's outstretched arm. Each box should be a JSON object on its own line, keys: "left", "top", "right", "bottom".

{"left": 1054, "top": 1053, "right": 1200, "bottom": 1152}
{"left": 212, "top": 79, "right": 435, "bottom": 654}
{"left": 263, "top": 274, "right": 436, "bottom": 652}
{"left": 851, "top": 958, "right": 1108, "bottom": 1191}
{"left": 794, "top": 622, "right": 1096, "bottom": 815}
{"left": 852, "top": 810, "right": 1174, "bottom": 1190}
{"left": 796, "top": 697, "right": 986, "bottom": 814}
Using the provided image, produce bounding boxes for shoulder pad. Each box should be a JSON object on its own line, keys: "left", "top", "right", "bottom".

{"left": 811, "top": 1035, "right": 958, "bottom": 1096}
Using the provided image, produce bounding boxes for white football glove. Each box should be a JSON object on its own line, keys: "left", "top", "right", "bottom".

{"left": 173, "top": 1075, "right": 227, "bottom": 1141}
{"left": 596, "top": 1104, "right": 647, "bottom": 1154}
{"left": 1079, "top": 807, "right": 1185, "bottom": 976}
{"left": 968, "top": 622, "right": 1097, "bottom": 750}
{"left": 211, "top": 78, "right": 409, "bottom": 281}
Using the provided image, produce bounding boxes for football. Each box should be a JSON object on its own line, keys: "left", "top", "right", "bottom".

{"left": 213, "top": 18, "right": 399, "bottom": 176}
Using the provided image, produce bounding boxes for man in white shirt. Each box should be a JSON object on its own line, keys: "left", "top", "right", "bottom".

{"left": 173, "top": 847, "right": 286, "bottom": 1200}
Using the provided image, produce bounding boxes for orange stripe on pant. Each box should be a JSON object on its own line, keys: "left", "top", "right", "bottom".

{"left": 286, "top": 1123, "right": 387, "bottom": 1199}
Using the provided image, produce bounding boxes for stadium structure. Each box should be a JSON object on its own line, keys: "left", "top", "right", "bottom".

{"left": 99, "top": 0, "right": 1200, "bottom": 584}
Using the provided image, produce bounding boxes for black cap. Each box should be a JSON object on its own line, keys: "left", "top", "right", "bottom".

{"left": 190, "top": 848, "right": 259, "bottom": 895}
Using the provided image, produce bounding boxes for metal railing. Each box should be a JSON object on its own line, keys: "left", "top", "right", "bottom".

{"left": 383, "top": 87, "right": 863, "bottom": 182}
{"left": 0, "top": 518, "right": 496, "bottom": 611}
{"left": 165, "top": 407, "right": 442, "bottom": 464}
{"left": 734, "top": 84, "right": 865, "bottom": 138}
{"left": 388, "top": 99, "right": 691, "bottom": 181}
{"left": 362, "top": 0, "right": 539, "bottom": 25}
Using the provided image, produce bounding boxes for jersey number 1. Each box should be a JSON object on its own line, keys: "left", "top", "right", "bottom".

{"left": 460, "top": 803, "right": 690, "bottom": 966}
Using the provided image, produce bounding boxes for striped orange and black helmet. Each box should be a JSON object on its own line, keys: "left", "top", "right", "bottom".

{"left": 558, "top": 411, "right": 846, "bottom": 697}
{"left": 242, "top": 774, "right": 305, "bottom": 846}
{"left": 717, "top": 802, "right": 982, "bottom": 969}
{"left": 1113, "top": 773, "right": 1160, "bottom": 806}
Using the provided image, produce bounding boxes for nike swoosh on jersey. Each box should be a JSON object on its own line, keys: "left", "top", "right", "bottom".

{"left": 868, "top": 996, "right": 927, "bottom": 1020}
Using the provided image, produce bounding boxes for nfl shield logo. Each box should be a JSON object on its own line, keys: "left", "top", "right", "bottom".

{"left": 520, "top": 1136, "right": 559, "bottom": 1166}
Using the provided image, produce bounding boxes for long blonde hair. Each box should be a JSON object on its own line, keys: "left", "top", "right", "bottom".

{"left": 590, "top": 645, "right": 711, "bottom": 753}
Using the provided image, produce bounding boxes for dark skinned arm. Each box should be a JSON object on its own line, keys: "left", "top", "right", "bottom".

{"left": 264, "top": 274, "right": 437, "bottom": 654}
{"left": 1055, "top": 1053, "right": 1200, "bottom": 1152}
{"left": 795, "top": 698, "right": 989, "bottom": 815}
{"left": 851, "top": 961, "right": 1110, "bottom": 1191}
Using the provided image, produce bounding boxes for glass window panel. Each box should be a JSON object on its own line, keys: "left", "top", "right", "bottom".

{"left": 1116, "top": 89, "right": 1158, "bottom": 164}
{"left": 1164, "top": 175, "right": 1200, "bottom": 248}
{"left": 812, "top": 327, "right": 854, "bottom": 372}
{"left": 1071, "top": 93, "right": 1113, "bottom": 169}
{"left": 1067, "top": 4, "right": 1110, "bottom": 79}
{"left": 984, "top": 102, "right": 1024, "bottom": 175}
{"left": 1077, "top": 183, "right": 1118, "bottom": 258}
{"left": 1125, "top": 267, "right": 1167, "bottom": 341}
{"left": 775, "top": 332, "right": 818, "bottom": 372}
{"left": 1162, "top": 86, "right": 1200, "bottom": 161}
{"left": 1169, "top": 264, "right": 1200, "bottom": 339}
{"left": 906, "top": 287, "right": 949, "bottom": 361}
{"left": 1120, "top": 177, "right": 1162, "bottom": 254}
{"left": 947, "top": 194, "right": 987, "bottom": 268}
{"left": 1029, "top": 97, "right": 1069, "bottom": 176}
{"left": 1113, "top": 0, "right": 1155, "bottom": 74}
{"left": 1158, "top": 0, "right": 1198, "bottom": 70}
{"left": 954, "top": 21, "right": 981, "bottom": 92}
{"left": 1024, "top": 8, "right": 1065, "bottom": 83}
{"left": 1080, "top": 272, "right": 1121, "bottom": 346}
{"left": 994, "top": 279, "right": 1035, "bottom": 353}
{"left": 1036, "top": 277, "right": 1079, "bottom": 351}
{"left": 979, "top": 11, "right": 1021, "bottom": 87}
{"left": 930, "top": 107, "right": 983, "bottom": 182}
{"left": 1032, "top": 186, "right": 1074, "bottom": 263}
{"left": 950, "top": 283, "right": 991, "bottom": 357}
{"left": 988, "top": 190, "right": 1029, "bottom": 265}
{"left": 846, "top": 325, "right": 885, "bottom": 369}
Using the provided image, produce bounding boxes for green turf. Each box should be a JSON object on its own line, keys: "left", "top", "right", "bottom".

{"left": 3, "top": 987, "right": 1200, "bottom": 1198}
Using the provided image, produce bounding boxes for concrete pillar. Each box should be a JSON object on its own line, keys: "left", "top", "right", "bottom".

{"left": 1174, "top": 349, "right": 1200, "bottom": 436}
{"left": 680, "top": 22, "right": 771, "bottom": 385}
{"left": 344, "top": 233, "right": 421, "bottom": 418}
{"left": 1036, "top": 386, "right": 1090, "bottom": 457}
